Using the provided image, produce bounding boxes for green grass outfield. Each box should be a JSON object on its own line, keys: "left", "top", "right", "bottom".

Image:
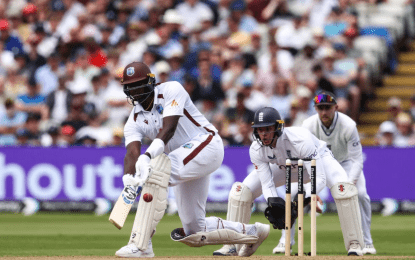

{"left": 1, "top": 212, "right": 414, "bottom": 257}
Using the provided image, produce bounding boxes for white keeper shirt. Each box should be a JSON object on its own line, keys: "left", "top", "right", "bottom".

{"left": 302, "top": 111, "right": 363, "bottom": 183}
{"left": 249, "top": 127, "right": 329, "bottom": 201}
{"left": 124, "top": 81, "right": 218, "bottom": 154}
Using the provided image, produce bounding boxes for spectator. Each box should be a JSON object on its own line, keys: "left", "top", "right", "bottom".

{"left": 76, "top": 112, "right": 112, "bottom": 146}
{"left": 410, "top": 95, "right": 415, "bottom": 121}
{"left": 233, "top": 120, "right": 253, "bottom": 146}
{"left": 15, "top": 128, "right": 30, "bottom": 146}
{"left": 15, "top": 78, "right": 48, "bottom": 120}
{"left": 195, "top": 58, "right": 224, "bottom": 103}
{"left": 23, "top": 112, "right": 42, "bottom": 146}
{"left": 275, "top": 14, "right": 312, "bottom": 57}
{"left": 292, "top": 41, "right": 319, "bottom": 88}
{"left": 375, "top": 121, "right": 396, "bottom": 147}
{"left": 175, "top": 0, "right": 214, "bottom": 33}
{"left": 41, "top": 125, "right": 60, "bottom": 147}
{"left": 0, "top": 98, "right": 27, "bottom": 145}
{"left": 312, "top": 63, "right": 335, "bottom": 93}
{"left": 292, "top": 86, "right": 314, "bottom": 126}
{"left": 62, "top": 80, "right": 93, "bottom": 131}
{"left": 86, "top": 73, "right": 109, "bottom": 123}
{"left": 394, "top": 112, "right": 415, "bottom": 147}
{"left": 110, "top": 127, "right": 124, "bottom": 146}
{"left": 225, "top": 91, "right": 255, "bottom": 132}
{"left": 239, "top": 73, "right": 268, "bottom": 112}
{"left": 34, "top": 52, "right": 62, "bottom": 96}
{"left": 321, "top": 47, "right": 349, "bottom": 114}
{"left": 154, "top": 60, "right": 171, "bottom": 83}
{"left": 46, "top": 75, "right": 73, "bottom": 125}
{"left": 4, "top": 66, "right": 27, "bottom": 100}
{"left": 387, "top": 96, "right": 403, "bottom": 120}
{"left": 269, "top": 79, "right": 293, "bottom": 120}
{"left": 167, "top": 51, "right": 186, "bottom": 84}
{"left": 0, "top": 19, "right": 24, "bottom": 56}
{"left": 333, "top": 42, "right": 361, "bottom": 121}
{"left": 221, "top": 54, "right": 248, "bottom": 108}
{"left": 59, "top": 124, "right": 77, "bottom": 146}
{"left": 73, "top": 48, "right": 100, "bottom": 83}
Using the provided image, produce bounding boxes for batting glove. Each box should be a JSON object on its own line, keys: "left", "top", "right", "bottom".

{"left": 135, "top": 154, "right": 152, "bottom": 183}
{"left": 122, "top": 174, "right": 142, "bottom": 188}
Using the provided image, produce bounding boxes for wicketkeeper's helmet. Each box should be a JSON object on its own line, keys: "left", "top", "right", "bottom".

{"left": 252, "top": 107, "right": 284, "bottom": 146}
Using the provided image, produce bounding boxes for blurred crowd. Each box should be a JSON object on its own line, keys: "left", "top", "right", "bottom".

{"left": 375, "top": 96, "right": 415, "bottom": 147}
{"left": 0, "top": 0, "right": 413, "bottom": 147}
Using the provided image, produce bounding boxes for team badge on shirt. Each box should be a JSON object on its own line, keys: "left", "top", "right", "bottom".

{"left": 183, "top": 143, "right": 193, "bottom": 149}
{"left": 156, "top": 104, "right": 163, "bottom": 114}
{"left": 126, "top": 67, "right": 134, "bottom": 76}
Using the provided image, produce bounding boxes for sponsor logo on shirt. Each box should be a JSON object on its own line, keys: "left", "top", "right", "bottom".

{"left": 352, "top": 141, "right": 360, "bottom": 147}
{"left": 171, "top": 100, "right": 178, "bottom": 107}
{"left": 305, "top": 148, "right": 318, "bottom": 159}
{"left": 268, "top": 154, "right": 276, "bottom": 159}
{"left": 286, "top": 150, "right": 292, "bottom": 158}
{"left": 156, "top": 104, "right": 163, "bottom": 114}
{"left": 182, "top": 143, "right": 193, "bottom": 149}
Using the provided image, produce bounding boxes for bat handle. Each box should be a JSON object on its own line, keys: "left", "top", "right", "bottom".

{"left": 136, "top": 185, "right": 143, "bottom": 195}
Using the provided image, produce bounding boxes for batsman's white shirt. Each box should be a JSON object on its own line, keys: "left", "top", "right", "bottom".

{"left": 124, "top": 81, "right": 224, "bottom": 235}
{"left": 247, "top": 127, "right": 348, "bottom": 201}
{"left": 302, "top": 112, "right": 363, "bottom": 183}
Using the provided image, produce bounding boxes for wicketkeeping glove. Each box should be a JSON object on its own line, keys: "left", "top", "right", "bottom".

{"left": 264, "top": 197, "right": 298, "bottom": 230}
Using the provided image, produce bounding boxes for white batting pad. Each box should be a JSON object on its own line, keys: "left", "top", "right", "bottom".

{"left": 130, "top": 154, "right": 171, "bottom": 250}
{"left": 172, "top": 228, "right": 258, "bottom": 247}
{"left": 330, "top": 182, "right": 364, "bottom": 251}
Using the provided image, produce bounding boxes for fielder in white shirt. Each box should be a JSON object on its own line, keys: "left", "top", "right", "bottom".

{"left": 214, "top": 107, "right": 365, "bottom": 256}
{"left": 115, "top": 62, "right": 269, "bottom": 258}
{"left": 301, "top": 91, "right": 376, "bottom": 254}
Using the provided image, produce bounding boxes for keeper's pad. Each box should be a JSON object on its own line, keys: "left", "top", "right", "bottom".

{"left": 227, "top": 182, "right": 253, "bottom": 223}
{"left": 330, "top": 182, "right": 364, "bottom": 251}
{"left": 170, "top": 228, "right": 258, "bottom": 247}
{"left": 129, "top": 153, "right": 171, "bottom": 250}
{"left": 227, "top": 182, "right": 253, "bottom": 252}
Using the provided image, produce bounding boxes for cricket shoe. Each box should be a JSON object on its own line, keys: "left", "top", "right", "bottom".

{"left": 347, "top": 241, "right": 363, "bottom": 256}
{"left": 213, "top": 244, "right": 238, "bottom": 256}
{"left": 362, "top": 244, "right": 377, "bottom": 255}
{"left": 273, "top": 242, "right": 293, "bottom": 254}
{"left": 115, "top": 243, "right": 155, "bottom": 258}
{"left": 238, "top": 223, "right": 270, "bottom": 257}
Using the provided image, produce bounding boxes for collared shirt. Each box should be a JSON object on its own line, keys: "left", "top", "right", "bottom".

{"left": 249, "top": 127, "right": 329, "bottom": 200}
{"left": 124, "top": 81, "right": 217, "bottom": 153}
{"left": 302, "top": 111, "right": 363, "bottom": 182}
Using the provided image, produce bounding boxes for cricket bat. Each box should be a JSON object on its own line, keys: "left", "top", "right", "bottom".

{"left": 109, "top": 184, "right": 143, "bottom": 229}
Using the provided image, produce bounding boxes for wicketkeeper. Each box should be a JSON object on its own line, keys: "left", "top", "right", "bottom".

{"left": 213, "top": 107, "right": 365, "bottom": 256}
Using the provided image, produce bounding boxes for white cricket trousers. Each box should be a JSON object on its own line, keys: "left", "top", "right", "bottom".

{"left": 168, "top": 133, "right": 224, "bottom": 235}
{"left": 341, "top": 160, "right": 373, "bottom": 245}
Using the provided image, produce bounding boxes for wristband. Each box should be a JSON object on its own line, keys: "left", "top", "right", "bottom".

{"left": 146, "top": 138, "right": 165, "bottom": 159}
